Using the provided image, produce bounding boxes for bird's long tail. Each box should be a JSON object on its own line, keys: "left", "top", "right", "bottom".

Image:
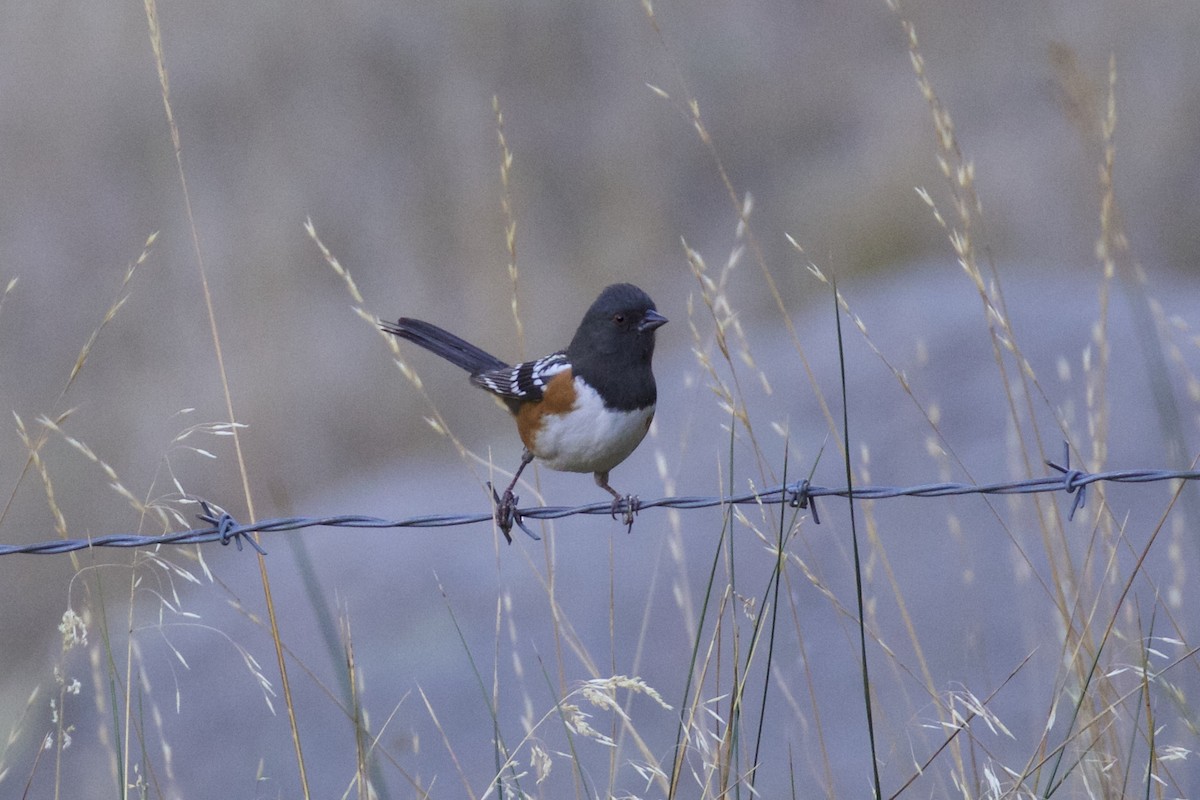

{"left": 381, "top": 318, "right": 509, "bottom": 375}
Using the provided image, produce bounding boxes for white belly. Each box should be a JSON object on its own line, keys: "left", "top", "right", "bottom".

{"left": 532, "top": 378, "right": 655, "bottom": 473}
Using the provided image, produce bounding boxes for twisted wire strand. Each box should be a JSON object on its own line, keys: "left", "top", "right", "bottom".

{"left": 2, "top": 460, "right": 1198, "bottom": 556}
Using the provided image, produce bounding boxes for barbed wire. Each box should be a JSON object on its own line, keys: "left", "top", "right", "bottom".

{"left": 3, "top": 453, "right": 1198, "bottom": 556}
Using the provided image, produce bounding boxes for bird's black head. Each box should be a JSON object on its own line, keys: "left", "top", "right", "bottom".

{"left": 567, "top": 283, "right": 667, "bottom": 409}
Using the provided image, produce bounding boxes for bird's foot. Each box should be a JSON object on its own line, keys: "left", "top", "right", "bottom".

{"left": 489, "top": 482, "right": 517, "bottom": 544}
{"left": 610, "top": 494, "right": 641, "bottom": 532}
{"left": 488, "top": 482, "right": 539, "bottom": 543}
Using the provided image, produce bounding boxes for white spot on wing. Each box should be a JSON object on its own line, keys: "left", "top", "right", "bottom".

{"left": 475, "top": 353, "right": 569, "bottom": 399}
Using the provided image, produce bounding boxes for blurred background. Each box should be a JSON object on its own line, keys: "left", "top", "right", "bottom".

{"left": 2, "top": 0, "right": 1199, "bottom": 796}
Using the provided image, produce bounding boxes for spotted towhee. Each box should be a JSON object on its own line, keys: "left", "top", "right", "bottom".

{"left": 381, "top": 282, "right": 667, "bottom": 541}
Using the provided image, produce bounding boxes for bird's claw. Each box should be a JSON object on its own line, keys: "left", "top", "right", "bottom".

{"left": 488, "top": 482, "right": 540, "bottom": 543}
{"left": 610, "top": 494, "right": 640, "bottom": 532}
{"left": 488, "top": 482, "right": 516, "bottom": 544}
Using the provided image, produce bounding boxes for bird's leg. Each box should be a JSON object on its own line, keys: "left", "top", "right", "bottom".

{"left": 595, "top": 472, "right": 639, "bottom": 532}
{"left": 493, "top": 449, "right": 535, "bottom": 543}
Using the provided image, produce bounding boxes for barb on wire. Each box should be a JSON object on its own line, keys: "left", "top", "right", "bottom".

{"left": 198, "top": 500, "right": 267, "bottom": 555}
{"left": 3, "top": 463, "right": 1200, "bottom": 557}
{"left": 787, "top": 479, "right": 820, "bottom": 524}
{"left": 1045, "top": 443, "right": 1088, "bottom": 520}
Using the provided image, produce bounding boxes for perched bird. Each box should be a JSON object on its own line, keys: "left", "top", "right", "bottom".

{"left": 381, "top": 282, "right": 666, "bottom": 542}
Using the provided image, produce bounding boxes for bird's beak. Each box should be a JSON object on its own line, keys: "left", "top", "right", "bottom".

{"left": 640, "top": 308, "right": 668, "bottom": 332}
